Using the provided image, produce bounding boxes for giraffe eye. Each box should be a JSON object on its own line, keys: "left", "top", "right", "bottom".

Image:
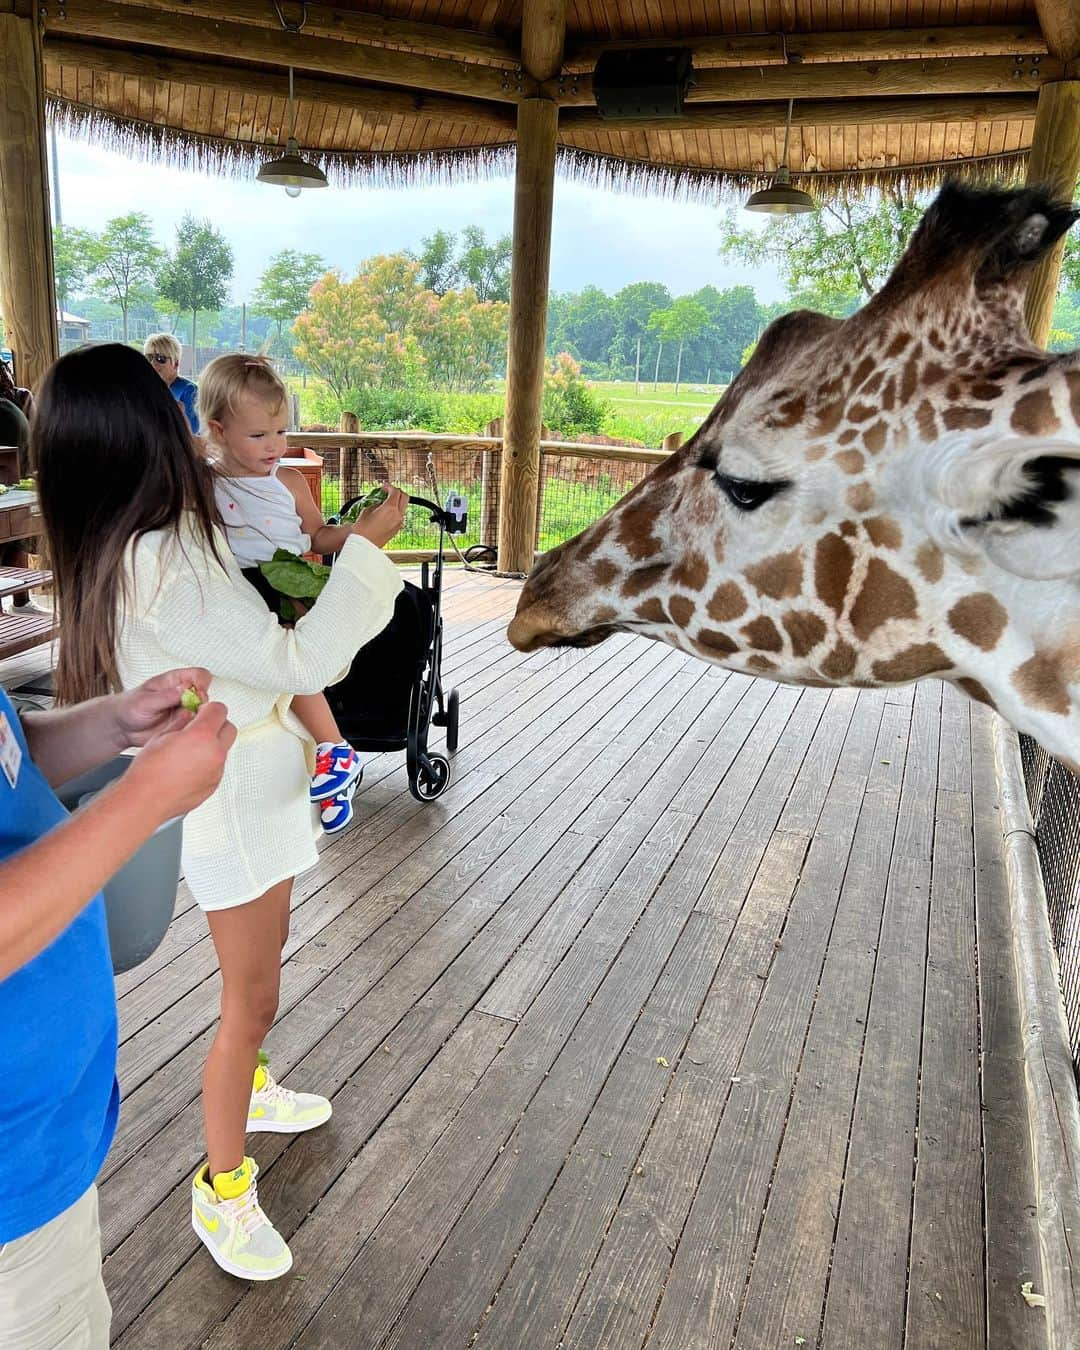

{"left": 714, "top": 472, "right": 789, "bottom": 512}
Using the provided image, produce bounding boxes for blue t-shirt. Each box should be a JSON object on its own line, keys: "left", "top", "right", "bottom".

{"left": 0, "top": 690, "right": 119, "bottom": 1241}
{"left": 171, "top": 375, "right": 200, "bottom": 434}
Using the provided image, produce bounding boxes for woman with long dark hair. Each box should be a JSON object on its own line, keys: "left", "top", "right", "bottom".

{"left": 33, "top": 344, "right": 407, "bottom": 1281}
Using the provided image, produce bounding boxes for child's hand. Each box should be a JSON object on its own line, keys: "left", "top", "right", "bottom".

{"left": 125, "top": 701, "right": 237, "bottom": 820}
{"left": 113, "top": 668, "right": 214, "bottom": 749}
{"left": 350, "top": 486, "right": 409, "bottom": 549}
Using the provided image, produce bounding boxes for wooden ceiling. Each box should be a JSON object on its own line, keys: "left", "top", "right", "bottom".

{"left": 40, "top": 0, "right": 1051, "bottom": 197}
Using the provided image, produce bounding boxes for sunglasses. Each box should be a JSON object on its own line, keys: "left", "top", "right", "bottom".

{"left": 147, "top": 353, "right": 173, "bottom": 365}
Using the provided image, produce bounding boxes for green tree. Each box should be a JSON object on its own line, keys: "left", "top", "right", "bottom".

{"left": 719, "top": 187, "right": 924, "bottom": 317}
{"left": 610, "top": 281, "right": 672, "bottom": 383}
{"left": 87, "top": 212, "right": 164, "bottom": 341}
{"left": 157, "top": 215, "right": 234, "bottom": 350}
{"left": 457, "top": 225, "right": 511, "bottom": 302}
{"left": 647, "top": 298, "right": 709, "bottom": 393}
{"left": 417, "top": 229, "right": 459, "bottom": 295}
{"left": 414, "top": 287, "right": 509, "bottom": 392}
{"left": 251, "top": 249, "right": 325, "bottom": 351}
{"left": 52, "top": 224, "right": 97, "bottom": 315}
{"left": 546, "top": 285, "right": 618, "bottom": 371}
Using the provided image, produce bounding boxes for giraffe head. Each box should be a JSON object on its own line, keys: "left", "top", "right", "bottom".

{"left": 509, "top": 183, "right": 1080, "bottom": 763}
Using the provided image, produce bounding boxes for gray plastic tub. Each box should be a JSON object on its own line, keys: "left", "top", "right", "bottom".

{"left": 56, "top": 756, "right": 183, "bottom": 974}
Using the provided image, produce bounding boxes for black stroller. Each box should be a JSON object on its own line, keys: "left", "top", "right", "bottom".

{"left": 324, "top": 491, "right": 466, "bottom": 801}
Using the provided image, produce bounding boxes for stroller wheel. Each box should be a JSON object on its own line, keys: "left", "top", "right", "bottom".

{"left": 445, "top": 689, "right": 460, "bottom": 754}
{"left": 415, "top": 754, "right": 451, "bottom": 801}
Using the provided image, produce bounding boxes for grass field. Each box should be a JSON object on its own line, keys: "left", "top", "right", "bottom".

{"left": 286, "top": 373, "right": 724, "bottom": 448}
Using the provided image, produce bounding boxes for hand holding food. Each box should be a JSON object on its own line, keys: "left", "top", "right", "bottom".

{"left": 350, "top": 485, "right": 409, "bottom": 548}
{"left": 114, "top": 668, "right": 214, "bottom": 748}
{"left": 127, "top": 701, "right": 237, "bottom": 820}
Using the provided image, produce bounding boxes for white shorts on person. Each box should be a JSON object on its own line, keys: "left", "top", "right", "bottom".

{"left": 0, "top": 1186, "right": 110, "bottom": 1349}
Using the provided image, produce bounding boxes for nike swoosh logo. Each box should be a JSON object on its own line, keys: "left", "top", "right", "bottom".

{"left": 195, "top": 1207, "right": 220, "bottom": 1233}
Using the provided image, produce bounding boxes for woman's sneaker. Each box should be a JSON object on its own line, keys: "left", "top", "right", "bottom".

{"left": 310, "top": 742, "right": 363, "bottom": 802}
{"left": 248, "top": 1059, "right": 332, "bottom": 1133}
{"left": 319, "top": 780, "right": 357, "bottom": 835}
{"left": 191, "top": 1157, "right": 292, "bottom": 1281}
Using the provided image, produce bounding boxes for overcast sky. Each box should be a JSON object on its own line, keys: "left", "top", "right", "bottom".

{"left": 52, "top": 129, "right": 783, "bottom": 306}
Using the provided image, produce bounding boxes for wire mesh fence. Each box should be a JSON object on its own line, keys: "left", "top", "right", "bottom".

{"left": 1019, "top": 735, "right": 1080, "bottom": 1078}
{"left": 535, "top": 453, "right": 656, "bottom": 553}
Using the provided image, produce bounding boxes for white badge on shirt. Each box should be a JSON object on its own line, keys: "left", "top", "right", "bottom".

{"left": 0, "top": 711, "right": 22, "bottom": 789}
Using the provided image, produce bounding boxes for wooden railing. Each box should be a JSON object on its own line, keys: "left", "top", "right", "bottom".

{"left": 285, "top": 431, "right": 672, "bottom": 566}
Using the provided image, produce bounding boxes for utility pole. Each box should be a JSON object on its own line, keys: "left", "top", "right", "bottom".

{"left": 634, "top": 334, "right": 641, "bottom": 395}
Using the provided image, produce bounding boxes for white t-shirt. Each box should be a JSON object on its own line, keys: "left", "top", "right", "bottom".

{"left": 214, "top": 471, "right": 311, "bottom": 568}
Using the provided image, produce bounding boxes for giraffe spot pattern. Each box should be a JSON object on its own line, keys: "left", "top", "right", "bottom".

{"left": 916, "top": 542, "right": 945, "bottom": 583}
{"left": 848, "top": 402, "right": 877, "bottom": 424}
{"left": 696, "top": 629, "right": 739, "bottom": 656}
{"left": 849, "top": 557, "right": 918, "bottom": 641}
{"left": 884, "top": 331, "right": 912, "bottom": 358}
{"left": 835, "top": 450, "right": 865, "bottom": 475}
{"left": 947, "top": 593, "right": 1008, "bottom": 651}
{"left": 871, "top": 643, "right": 951, "bottom": 683}
{"left": 782, "top": 610, "right": 827, "bottom": 657}
{"left": 747, "top": 655, "right": 779, "bottom": 673}
{"left": 916, "top": 399, "right": 938, "bottom": 441}
{"left": 956, "top": 676, "right": 996, "bottom": 709}
{"left": 943, "top": 406, "right": 992, "bottom": 431}
{"left": 1067, "top": 371, "right": 1080, "bottom": 426}
{"left": 707, "top": 582, "right": 748, "bottom": 623}
{"left": 1011, "top": 388, "right": 1059, "bottom": 436}
{"left": 622, "top": 564, "right": 669, "bottom": 598}
{"left": 592, "top": 559, "right": 618, "bottom": 587}
{"left": 745, "top": 549, "right": 803, "bottom": 600}
{"left": 820, "top": 639, "right": 857, "bottom": 679}
{"left": 863, "top": 422, "right": 887, "bottom": 454}
{"left": 617, "top": 500, "right": 665, "bottom": 561}
{"left": 671, "top": 552, "right": 709, "bottom": 591}
{"left": 815, "top": 533, "right": 854, "bottom": 616}
{"left": 669, "top": 595, "right": 695, "bottom": 627}
{"left": 740, "top": 616, "right": 784, "bottom": 652}
{"left": 1012, "top": 652, "right": 1069, "bottom": 715}
{"left": 634, "top": 597, "right": 669, "bottom": 624}
{"left": 847, "top": 483, "right": 876, "bottom": 512}
{"left": 864, "top": 516, "right": 902, "bottom": 549}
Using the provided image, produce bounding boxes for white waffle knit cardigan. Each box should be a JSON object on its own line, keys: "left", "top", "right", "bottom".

{"left": 116, "top": 520, "right": 403, "bottom": 911}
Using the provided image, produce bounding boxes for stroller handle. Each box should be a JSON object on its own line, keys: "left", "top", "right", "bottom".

{"left": 337, "top": 493, "right": 461, "bottom": 532}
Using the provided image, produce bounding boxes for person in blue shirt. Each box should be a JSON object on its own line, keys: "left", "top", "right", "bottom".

{"left": 144, "top": 333, "right": 200, "bottom": 434}
{"left": 0, "top": 672, "right": 234, "bottom": 1346}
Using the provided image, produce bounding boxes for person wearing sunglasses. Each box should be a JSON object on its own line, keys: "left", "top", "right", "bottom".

{"left": 144, "top": 333, "right": 200, "bottom": 435}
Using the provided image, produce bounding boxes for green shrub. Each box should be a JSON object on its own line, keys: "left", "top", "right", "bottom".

{"left": 542, "top": 352, "right": 610, "bottom": 438}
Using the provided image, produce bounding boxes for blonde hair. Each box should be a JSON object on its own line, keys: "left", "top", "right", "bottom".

{"left": 144, "top": 332, "right": 181, "bottom": 363}
{"left": 198, "top": 353, "right": 288, "bottom": 431}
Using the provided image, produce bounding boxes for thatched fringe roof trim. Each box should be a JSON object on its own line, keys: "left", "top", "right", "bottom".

{"left": 50, "top": 96, "right": 1030, "bottom": 204}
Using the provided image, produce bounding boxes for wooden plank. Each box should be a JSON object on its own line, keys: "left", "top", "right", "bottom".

{"left": 645, "top": 696, "right": 909, "bottom": 1350}
{"left": 970, "top": 703, "right": 1046, "bottom": 1350}
{"left": 906, "top": 688, "right": 986, "bottom": 1349}
{"left": 815, "top": 679, "right": 943, "bottom": 1350}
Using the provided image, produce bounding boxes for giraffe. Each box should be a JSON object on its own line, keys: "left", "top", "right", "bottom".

{"left": 507, "top": 183, "right": 1080, "bottom": 768}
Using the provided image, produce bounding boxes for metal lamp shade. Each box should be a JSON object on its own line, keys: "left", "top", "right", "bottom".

{"left": 256, "top": 138, "right": 328, "bottom": 191}
{"left": 744, "top": 167, "right": 816, "bottom": 214}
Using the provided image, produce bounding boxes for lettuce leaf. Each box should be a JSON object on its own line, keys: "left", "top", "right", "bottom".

{"left": 258, "top": 548, "right": 331, "bottom": 600}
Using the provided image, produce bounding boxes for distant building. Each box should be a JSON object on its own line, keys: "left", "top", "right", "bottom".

{"left": 57, "top": 310, "right": 91, "bottom": 344}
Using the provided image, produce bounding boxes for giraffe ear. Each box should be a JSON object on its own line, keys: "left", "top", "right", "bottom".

{"left": 932, "top": 438, "right": 1080, "bottom": 579}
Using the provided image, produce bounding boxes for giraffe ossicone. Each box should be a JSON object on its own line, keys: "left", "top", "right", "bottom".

{"left": 507, "top": 182, "right": 1080, "bottom": 767}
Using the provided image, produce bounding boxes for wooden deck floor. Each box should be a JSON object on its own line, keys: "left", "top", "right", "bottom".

{"left": 3, "top": 572, "right": 1048, "bottom": 1348}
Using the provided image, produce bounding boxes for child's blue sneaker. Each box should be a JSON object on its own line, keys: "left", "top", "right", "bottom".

{"left": 310, "top": 742, "right": 363, "bottom": 802}
{"left": 320, "top": 782, "right": 356, "bottom": 835}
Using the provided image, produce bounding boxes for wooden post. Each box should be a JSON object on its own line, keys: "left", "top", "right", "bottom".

{"left": 497, "top": 2, "right": 565, "bottom": 575}
{"left": 662, "top": 431, "right": 684, "bottom": 451}
{"left": 1024, "top": 1, "right": 1080, "bottom": 347}
{"left": 0, "top": 11, "right": 59, "bottom": 390}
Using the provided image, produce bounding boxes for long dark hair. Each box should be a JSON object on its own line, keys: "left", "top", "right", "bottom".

{"left": 32, "top": 343, "right": 221, "bottom": 703}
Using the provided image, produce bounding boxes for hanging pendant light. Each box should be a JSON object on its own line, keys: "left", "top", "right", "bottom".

{"left": 745, "top": 98, "right": 816, "bottom": 214}
{"left": 257, "top": 66, "right": 328, "bottom": 197}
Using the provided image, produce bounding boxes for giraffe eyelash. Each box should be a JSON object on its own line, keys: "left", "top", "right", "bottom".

{"left": 713, "top": 472, "right": 790, "bottom": 512}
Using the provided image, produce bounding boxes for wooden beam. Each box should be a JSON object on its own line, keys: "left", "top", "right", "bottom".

{"left": 1024, "top": 80, "right": 1080, "bottom": 346}
{"left": 552, "top": 55, "right": 1065, "bottom": 107}
{"left": 44, "top": 39, "right": 516, "bottom": 133}
{"left": 498, "top": 2, "right": 565, "bottom": 576}
{"left": 105, "top": 0, "right": 516, "bottom": 67}
{"left": 561, "top": 93, "right": 1038, "bottom": 134}
{"left": 0, "top": 12, "right": 58, "bottom": 391}
{"left": 1034, "top": 0, "right": 1080, "bottom": 65}
{"left": 565, "top": 25, "right": 1047, "bottom": 70}
{"left": 47, "top": 2, "right": 535, "bottom": 104}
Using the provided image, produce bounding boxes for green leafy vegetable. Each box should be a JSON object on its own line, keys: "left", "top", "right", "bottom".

{"left": 341, "top": 486, "right": 390, "bottom": 522}
{"left": 16, "top": 478, "right": 33, "bottom": 491}
{"left": 180, "top": 686, "right": 203, "bottom": 712}
{"left": 258, "top": 548, "right": 332, "bottom": 600}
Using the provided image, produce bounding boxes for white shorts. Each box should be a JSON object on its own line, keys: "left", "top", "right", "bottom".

{"left": 0, "top": 1186, "right": 111, "bottom": 1349}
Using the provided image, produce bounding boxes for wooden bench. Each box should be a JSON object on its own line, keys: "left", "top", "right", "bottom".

{"left": 0, "top": 565, "right": 51, "bottom": 600}
{"left": 0, "top": 608, "right": 56, "bottom": 659}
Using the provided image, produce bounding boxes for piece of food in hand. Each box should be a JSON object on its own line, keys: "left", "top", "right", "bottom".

{"left": 180, "top": 686, "right": 203, "bottom": 712}
{"left": 341, "top": 486, "right": 390, "bottom": 522}
{"left": 16, "top": 478, "right": 34, "bottom": 491}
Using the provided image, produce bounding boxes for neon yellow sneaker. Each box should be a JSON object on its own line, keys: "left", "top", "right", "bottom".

{"left": 191, "top": 1157, "right": 292, "bottom": 1281}
{"left": 247, "top": 1058, "right": 332, "bottom": 1134}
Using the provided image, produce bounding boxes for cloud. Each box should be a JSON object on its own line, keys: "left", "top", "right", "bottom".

{"left": 51, "top": 130, "right": 785, "bottom": 302}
